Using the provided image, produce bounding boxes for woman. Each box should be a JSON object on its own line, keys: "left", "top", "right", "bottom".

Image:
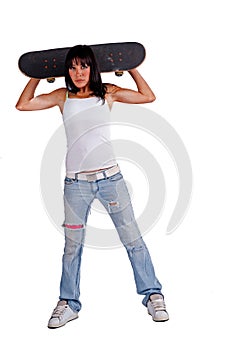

{"left": 16, "top": 45, "right": 169, "bottom": 328}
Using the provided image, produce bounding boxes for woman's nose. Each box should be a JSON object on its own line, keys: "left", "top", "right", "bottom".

{"left": 76, "top": 66, "right": 82, "bottom": 75}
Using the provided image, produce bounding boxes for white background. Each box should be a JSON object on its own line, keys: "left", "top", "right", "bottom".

{"left": 1, "top": 0, "right": 232, "bottom": 348}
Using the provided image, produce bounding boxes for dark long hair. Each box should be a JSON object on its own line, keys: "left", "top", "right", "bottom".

{"left": 64, "top": 45, "right": 106, "bottom": 99}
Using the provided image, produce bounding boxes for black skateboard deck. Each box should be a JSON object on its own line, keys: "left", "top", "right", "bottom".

{"left": 18, "top": 42, "right": 146, "bottom": 80}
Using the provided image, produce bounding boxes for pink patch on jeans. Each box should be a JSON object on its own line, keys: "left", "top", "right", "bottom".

{"left": 64, "top": 224, "right": 84, "bottom": 229}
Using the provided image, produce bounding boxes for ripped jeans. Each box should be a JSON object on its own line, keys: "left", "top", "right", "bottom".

{"left": 60, "top": 171, "right": 162, "bottom": 311}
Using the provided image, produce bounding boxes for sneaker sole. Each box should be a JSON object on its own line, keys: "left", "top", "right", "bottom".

{"left": 48, "top": 314, "right": 79, "bottom": 329}
{"left": 148, "top": 311, "right": 169, "bottom": 322}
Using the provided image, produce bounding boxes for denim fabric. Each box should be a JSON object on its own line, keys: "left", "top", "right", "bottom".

{"left": 59, "top": 172, "right": 162, "bottom": 311}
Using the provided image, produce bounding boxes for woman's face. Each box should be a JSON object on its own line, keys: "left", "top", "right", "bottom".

{"left": 69, "top": 59, "right": 91, "bottom": 91}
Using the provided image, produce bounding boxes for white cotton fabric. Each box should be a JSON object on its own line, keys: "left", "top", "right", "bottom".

{"left": 62, "top": 96, "right": 117, "bottom": 175}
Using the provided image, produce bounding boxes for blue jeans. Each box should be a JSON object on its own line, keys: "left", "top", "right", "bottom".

{"left": 59, "top": 171, "right": 162, "bottom": 311}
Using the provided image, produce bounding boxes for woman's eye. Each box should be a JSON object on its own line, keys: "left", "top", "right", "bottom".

{"left": 81, "top": 64, "right": 88, "bottom": 69}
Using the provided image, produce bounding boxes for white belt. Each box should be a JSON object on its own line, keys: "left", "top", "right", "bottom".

{"left": 68, "top": 165, "right": 120, "bottom": 182}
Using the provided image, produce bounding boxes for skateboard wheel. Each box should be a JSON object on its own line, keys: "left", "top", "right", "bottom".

{"left": 47, "top": 77, "right": 55, "bottom": 83}
{"left": 115, "top": 71, "right": 124, "bottom": 77}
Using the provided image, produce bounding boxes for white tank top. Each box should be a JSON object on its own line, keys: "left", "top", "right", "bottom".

{"left": 62, "top": 95, "right": 117, "bottom": 175}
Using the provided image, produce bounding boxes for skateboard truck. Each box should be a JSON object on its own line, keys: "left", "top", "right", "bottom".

{"left": 115, "top": 71, "right": 124, "bottom": 77}
{"left": 47, "top": 77, "right": 56, "bottom": 83}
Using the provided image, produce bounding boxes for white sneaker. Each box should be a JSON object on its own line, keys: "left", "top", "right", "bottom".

{"left": 147, "top": 294, "right": 169, "bottom": 322}
{"left": 48, "top": 300, "right": 79, "bottom": 328}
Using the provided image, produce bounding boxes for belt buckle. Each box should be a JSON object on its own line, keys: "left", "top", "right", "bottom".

{"left": 86, "top": 173, "right": 98, "bottom": 182}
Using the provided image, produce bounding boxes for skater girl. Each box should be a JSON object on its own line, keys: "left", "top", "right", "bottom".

{"left": 16, "top": 44, "right": 169, "bottom": 327}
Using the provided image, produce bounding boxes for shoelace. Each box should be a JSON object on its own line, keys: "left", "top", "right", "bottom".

{"left": 51, "top": 305, "right": 67, "bottom": 319}
{"left": 150, "top": 298, "right": 167, "bottom": 312}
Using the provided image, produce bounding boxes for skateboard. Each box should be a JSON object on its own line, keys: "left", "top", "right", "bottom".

{"left": 18, "top": 42, "right": 146, "bottom": 82}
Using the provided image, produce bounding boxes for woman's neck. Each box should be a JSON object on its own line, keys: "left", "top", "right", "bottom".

{"left": 69, "top": 90, "right": 94, "bottom": 99}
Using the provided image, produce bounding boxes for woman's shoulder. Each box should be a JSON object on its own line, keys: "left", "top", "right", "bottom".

{"left": 104, "top": 83, "right": 123, "bottom": 106}
{"left": 49, "top": 87, "right": 67, "bottom": 102}
{"left": 52, "top": 87, "right": 67, "bottom": 96}
{"left": 104, "top": 83, "right": 120, "bottom": 94}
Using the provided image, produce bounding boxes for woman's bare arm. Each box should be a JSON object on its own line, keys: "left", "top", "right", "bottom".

{"left": 16, "top": 78, "right": 66, "bottom": 112}
{"left": 106, "top": 69, "right": 156, "bottom": 105}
